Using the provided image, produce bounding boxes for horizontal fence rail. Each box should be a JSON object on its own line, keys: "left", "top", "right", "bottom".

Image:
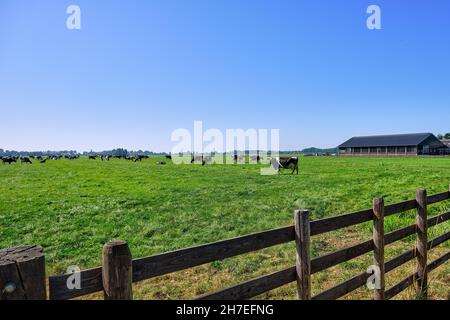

{"left": 385, "top": 250, "right": 450, "bottom": 300}
{"left": 3, "top": 188, "right": 449, "bottom": 300}
{"left": 200, "top": 213, "right": 450, "bottom": 301}
{"left": 313, "top": 230, "right": 450, "bottom": 300}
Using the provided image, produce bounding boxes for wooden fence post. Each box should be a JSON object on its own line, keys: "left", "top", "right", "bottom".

{"left": 415, "top": 189, "right": 428, "bottom": 299}
{"left": 295, "top": 210, "right": 311, "bottom": 300}
{"left": 0, "top": 245, "right": 46, "bottom": 300}
{"left": 103, "top": 240, "right": 133, "bottom": 300}
{"left": 372, "top": 198, "right": 385, "bottom": 300}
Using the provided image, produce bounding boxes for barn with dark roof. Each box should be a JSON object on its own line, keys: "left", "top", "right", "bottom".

{"left": 338, "top": 133, "right": 449, "bottom": 156}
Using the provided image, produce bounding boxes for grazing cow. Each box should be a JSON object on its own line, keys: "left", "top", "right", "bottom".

{"left": 270, "top": 157, "right": 299, "bottom": 175}
{"left": 89, "top": 156, "right": 97, "bottom": 160}
{"left": 165, "top": 155, "right": 172, "bottom": 160}
{"left": 2, "top": 157, "right": 17, "bottom": 164}
{"left": 157, "top": 161, "right": 166, "bottom": 165}
{"left": 21, "top": 157, "right": 32, "bottom": 164}
{"left": 40, "top": 158, "right": 47, "bottom": 163}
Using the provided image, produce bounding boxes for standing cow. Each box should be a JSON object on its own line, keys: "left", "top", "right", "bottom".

{"left": 20, "top": 157, "right": 33, "bottom": 164}
{"left": 270, "top": 157, "right": 299, "bottom": 175}
{"left": 2, "top": 157, "right": 17, "bottom": 164}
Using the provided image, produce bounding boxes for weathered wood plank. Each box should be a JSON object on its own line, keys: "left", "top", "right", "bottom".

{"left": 372, "top": 198, "right": 385, "bottom": 300}
{"left": 313, "top": 247, "right": 417, "bottom": 300}
{"left": 196, "top": 267, "right": 296, "bottom": 300}
{"left": 383, "top": 211, "right": 448, "bottom": 246}
{"left": 427, "top": 211, "right": 450, "bottom": 227}
{"left": 0, "top": 245, "right": 46, "bottom": 300}
{"left": 309, "top": 190, "right": 447, "bottom": 237}
{"left": 103, "top": 241, "right": 133, "bottom": 300}
{"left": 385, "top": 225, "right": 415, "bottom": 244}
{"left": 312, "top": 231, "right": 450, "bottom": 300}
{"left": 312, "top": 270, "right": 368, "bottom": 300}
{"left": 427, "top": 250, "right": 450, "bottom": 272}
{"left": 49, "top": 267, "right": 102, "bottom": 300}
{"left": 311, "top": 240, "right": 373, "bottom": 274}
{"left": 385, "top": 250, "right": 450, "bottom": 300}
{"left": 415, "top": 189, "right": 428, "bottom": 299}
{"left": 427, "top": 191, "right": 450, "bottom": 205}
{"left": 309, "top": 209, "right": 373, "bottom": 236}
{"left": 295, "top": 210, "right": 311, "bottom": 300}
{"left": 385, "top": 274, "right": 414, "bottom": 300}
{"left": 384, "top": 199, "right": 417, "bottom": 216}
{"left": 132, "top": 226, "right": 295, "bottom": 282}
{"left": 307, "top": 210, "right": 448, "bottom": 277}
{"left": 0, "top": 261, "right": 26, "bottom": 300}
{"left": 427, "top": 231, "right": 450, "bottom": 248}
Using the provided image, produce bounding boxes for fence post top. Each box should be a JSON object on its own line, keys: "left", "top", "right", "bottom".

{"left": 103, "top": 240, "right": 130, "bottom": 256}
{"left": 104, "top": 240, "right": 128, "bottom": 247}
{"left": 294, "top": 210, "right": 310, "bottom": 223}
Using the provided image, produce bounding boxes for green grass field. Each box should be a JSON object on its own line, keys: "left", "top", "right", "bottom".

{"left": 1, "top": 156, "right": 449, "bottom": 299}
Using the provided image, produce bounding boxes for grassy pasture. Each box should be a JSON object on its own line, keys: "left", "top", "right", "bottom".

{"left": 0, "top": 156, "right": 449, "bottom": 299}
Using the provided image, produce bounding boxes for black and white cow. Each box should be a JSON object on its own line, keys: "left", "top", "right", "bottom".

{"left": 270, "top": 157, "right": 299, "bottom": 175}
{"left": 20, "top": 157, "right": 33, "bottom": 164}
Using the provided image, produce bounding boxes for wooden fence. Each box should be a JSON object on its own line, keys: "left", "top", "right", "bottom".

{"left": 1, "top": 187, "right": 449, "bottom": 300}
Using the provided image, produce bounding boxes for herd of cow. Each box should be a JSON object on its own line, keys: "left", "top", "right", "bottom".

{"left": 0, "top": 155, "right": 79, "bottom": 164}
{"left": 1, "top": 154, "right": 299, "bottom": 174}
{"left": 165, "top": 154, "right": 299, "bottom": 174}
{"left": 87, "top": 155, "right": 151, "bottom": 162}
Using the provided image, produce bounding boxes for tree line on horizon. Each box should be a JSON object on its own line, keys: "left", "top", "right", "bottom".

{"left": 437, "top": 133, "right": 450, "bottom": 140}
{"left": 0, "top": 148, "right": 166, "bottom": 158}
{"left": 0, "top": 147, "right": 339, "bottom": 157}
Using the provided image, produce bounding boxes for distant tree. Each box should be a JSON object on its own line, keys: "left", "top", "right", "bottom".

{"left": 437, "top": 134, "right": 444, "bottom": 140}
{"left": 445, "top": 133, "right": 450, "bottom": 139}
{"left": 111, "top": 148, "right": 128, "bottom": 157}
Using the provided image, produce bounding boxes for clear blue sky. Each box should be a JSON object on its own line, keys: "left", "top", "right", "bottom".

{"left": 1, "top": 0, "right": 449, "bottom": 152}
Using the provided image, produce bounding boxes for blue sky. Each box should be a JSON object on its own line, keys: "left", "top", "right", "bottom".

{"left": 1, "top": 0, "right": 449, "bottom": 152}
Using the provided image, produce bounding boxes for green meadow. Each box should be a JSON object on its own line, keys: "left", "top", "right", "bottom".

{"left": 1, "top": 156, "right": 449, "bottom": 299}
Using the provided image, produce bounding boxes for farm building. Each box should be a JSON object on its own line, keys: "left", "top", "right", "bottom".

{"left": 338, "top": 133, "right": 449, "bottom": 156}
